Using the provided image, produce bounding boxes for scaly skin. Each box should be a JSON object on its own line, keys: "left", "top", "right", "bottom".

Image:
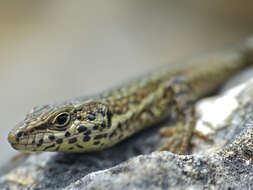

{"left": 8, "top": 47, "right": 252, "bottom": 154}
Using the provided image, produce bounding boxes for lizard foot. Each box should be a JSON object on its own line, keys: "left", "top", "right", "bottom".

{"left": 159, "top": 123, "right": 192, "bottom": 155}
{"left": 159, "top": 125, "right": 212, "bottom": 154}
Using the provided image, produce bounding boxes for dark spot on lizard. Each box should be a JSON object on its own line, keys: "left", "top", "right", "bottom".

{"left": 98, "top": 109, "right": 105, "bottom": 116}
{"left": 29, "top": 129, "right": 34, "bottom": 133}
{"left": 74, "top": 107, "right": 82, "bottom": 113}
{"left": 77, "top": 125, "right": 87, "bottom": 133}
{"left": 43, "top": 144, "right": 55, "bottom": 151}
{"left": 117, "top": 122, "right": 123, "bottom": 131}
{"left": 56, "top": 138, "right": 63, "bottom": 144}
{"left": 93, "top": 125, "right": 99, "bottom": 130}
{"left": 83, "top": 136, "right": 90, "bottom": 142}
{"left": 35, "top": 124, "right": 47, "bottom": 130}
{"left": 94, "top": 134, "right": 104, "bottom": 140}
{"left": 37, "top": 139, "right": 43, "bottom": 147}
{"left": 84, "top": 130, "right": 91, "bottom": 136}
{"left": 75, "top": 144, "right": 83, "bottom": 148}
{"left": 48, "top": 135, "right": 55, "bottom": 141}
{"left": 64, "top": 131, "right": 71, "bottom": 137}
{"left": 109, "top": 130, "right": 117, "bottom": 138}
{"left": 76, "top": 115, "right": 82, "bottom": 120}
{"left": 107, "top": 110, "right": 112, "bottom": 128}
{"left": 101, "top": 122, "right": 106, "bottom": 128}
{"left": 93, "top": 141, "right": 100, "bottom": 145}
{"left": 68, "top": 138, "right": 77, "bottom": 144}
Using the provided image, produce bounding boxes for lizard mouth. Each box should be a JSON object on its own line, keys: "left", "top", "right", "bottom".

{"left": 8, "top": 130, "right": 56, "bottom": 151}
{"left": 10, "top": 143, "right": 37, "bottom": 151}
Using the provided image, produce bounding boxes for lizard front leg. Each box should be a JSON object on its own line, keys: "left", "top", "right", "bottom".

{"left": 159, "top": 76, "right": 202, "bottom": 154}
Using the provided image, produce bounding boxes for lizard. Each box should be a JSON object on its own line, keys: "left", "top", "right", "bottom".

{"left": 7, "top": 42, "right": 253, "bottom": 155}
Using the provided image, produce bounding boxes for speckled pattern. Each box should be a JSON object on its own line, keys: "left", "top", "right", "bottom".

{"left": 7, "top": 46, "right": 253, "bottom": 155}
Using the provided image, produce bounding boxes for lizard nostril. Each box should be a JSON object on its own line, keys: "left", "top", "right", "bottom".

{"left": 16, "top": 131, "right": 23, "bottom": 138}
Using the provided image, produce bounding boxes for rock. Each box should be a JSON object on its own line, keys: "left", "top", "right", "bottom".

{"left": 64, "top": 151, "right": 253, "bottom": 190}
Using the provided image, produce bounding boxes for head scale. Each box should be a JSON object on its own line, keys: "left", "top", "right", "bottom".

{"left": 8, "top": 101, "right": 112, "bottom": 152}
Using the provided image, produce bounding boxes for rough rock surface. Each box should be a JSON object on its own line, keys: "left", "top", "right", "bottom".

{"left": 2, "top": 70, "right": 253, "bottom": 189}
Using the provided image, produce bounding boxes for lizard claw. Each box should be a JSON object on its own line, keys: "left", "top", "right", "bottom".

{"left": 159, "top": 123, "right": 193, "bottom": 155}
{"left": 159, "top": 124, "right": 212, "bottom": 154}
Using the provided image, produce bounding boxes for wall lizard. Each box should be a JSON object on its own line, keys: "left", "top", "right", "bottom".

{"left": 8, "top": 41, "right": 253, "bottom": 154}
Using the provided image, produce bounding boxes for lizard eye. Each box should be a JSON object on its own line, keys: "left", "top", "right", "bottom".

{"left": 53, "top": 112, "right": 71, "bottom": 128}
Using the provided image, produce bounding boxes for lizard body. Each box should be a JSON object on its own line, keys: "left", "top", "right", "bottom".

{"left": 8, "top": 46, "right": 253, "bottom": 154}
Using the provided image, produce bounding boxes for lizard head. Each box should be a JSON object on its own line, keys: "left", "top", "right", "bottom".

{"left": 8, "top": 101, "right": 112, "bottom": 152}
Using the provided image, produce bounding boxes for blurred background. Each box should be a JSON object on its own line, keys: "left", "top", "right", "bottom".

{"left": 1, "top": 0, "right": 253, "bottom": 165}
